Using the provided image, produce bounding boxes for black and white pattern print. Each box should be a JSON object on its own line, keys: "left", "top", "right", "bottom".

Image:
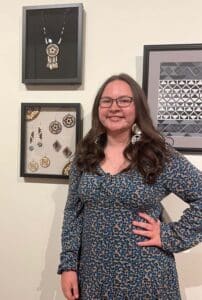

{"left": 157, "top": 62, "right": 202, "bottom": 137}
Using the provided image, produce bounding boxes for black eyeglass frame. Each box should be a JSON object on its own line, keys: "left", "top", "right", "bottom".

{"left": 99, "top": 96, "right": 134, "bottom": 108}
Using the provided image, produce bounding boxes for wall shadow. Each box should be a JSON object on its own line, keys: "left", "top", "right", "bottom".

{"left": 175, "top": 245, "right": 202, "bottom": 300}
{"left": 161, "top": 196, "right": 202, "bottom": 300}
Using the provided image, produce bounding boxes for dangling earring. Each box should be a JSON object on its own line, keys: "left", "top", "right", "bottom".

{"left": 62, "top": 113, "right": 76, "bottom": 128}
{"left": 53, "top": 140, "right": 62, "bottom": 152}
{"left": 29, "top": 131, "right": 34, "bottom": 151}
{"left": 94, "top": 137, "right": 99, "bottom": 144}
{"left": 63, "top": 146, "right": 72, "bottom": 158}
{"left": 37, "top": 127, "right": 43, "bottom": 147}
{"left": 131, "top": 123, "right": 142, "bottom": 144}
{"left": 49, "top": 120, "right": 62, "bottom": 134}
{"left": 94, "top": 132, "right": 105, "bottom": 145}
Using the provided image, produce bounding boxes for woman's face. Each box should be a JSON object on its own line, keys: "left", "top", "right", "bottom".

{"left": 98, "top": 80, "right": 136, "bottom": 135}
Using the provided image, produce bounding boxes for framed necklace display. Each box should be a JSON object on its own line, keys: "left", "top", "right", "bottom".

{"left": 22, "top": 4, "right": 83, "bottom": 84}
{"left": 20, "top": 103, "right": 82, "bottom": 179}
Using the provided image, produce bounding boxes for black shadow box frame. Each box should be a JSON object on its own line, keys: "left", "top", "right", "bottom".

{"left": 20, "top": 103, "right": 82, "bottom": 179}
{"left": 22, "top": 4, "right": 83, "bottom": 84}
{"left": 142, "top": 44, "right": 202, "bottom": 153}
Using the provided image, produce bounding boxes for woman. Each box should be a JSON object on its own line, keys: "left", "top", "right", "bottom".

{"left": 58, "top": 73, "right": 202, "bottom": 299}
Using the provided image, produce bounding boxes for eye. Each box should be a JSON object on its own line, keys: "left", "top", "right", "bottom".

{"left": 102, "top": 98, "right": 110, "bottom": 103}
{"left": 118, "top": 97, "right": 132, "bottom": 105}
{"left": 100, "top": 98, "right": 112, "bottom": 105}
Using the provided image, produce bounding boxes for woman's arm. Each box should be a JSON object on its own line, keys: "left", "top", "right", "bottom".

{"left": 58, "top": 160, "right": 84, "bottom": 274}
{"left": 160, "top": 148, "right": 202, "bottom": 253}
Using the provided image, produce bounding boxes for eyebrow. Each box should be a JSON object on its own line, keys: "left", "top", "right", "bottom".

{"left": 100, "top": 95, "right": 132, "bottom": 98}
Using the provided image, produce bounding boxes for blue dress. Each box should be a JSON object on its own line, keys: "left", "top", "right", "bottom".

{"left": 58, "top": 147, "right": 202, "bottom": 299}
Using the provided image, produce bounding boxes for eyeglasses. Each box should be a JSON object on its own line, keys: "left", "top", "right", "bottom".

{"left": 99, "top": 96, "right": 134, "bottom": 108}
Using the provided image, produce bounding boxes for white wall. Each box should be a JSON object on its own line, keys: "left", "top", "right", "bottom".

{"left": 0, "top": 0, "right": 201, "bottom": 299}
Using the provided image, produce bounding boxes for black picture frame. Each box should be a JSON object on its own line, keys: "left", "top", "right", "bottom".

{"left": 20, "top": 103, "right": 82, "bottom": 179}
{"left": 22, "top": 4, "right": 83, "bottom": 84}
{"left": 142, "top": 44, "right": 202, "bottom": 152}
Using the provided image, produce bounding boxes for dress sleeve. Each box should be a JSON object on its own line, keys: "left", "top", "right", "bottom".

{"left": 160, "top": 147, "right": 202, "bottom": 253}
{"left": 57, "top": 160, "right": 84, "bottom": 274}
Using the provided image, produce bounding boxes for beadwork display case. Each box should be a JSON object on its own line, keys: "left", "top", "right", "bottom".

{"left": 20, "top": 103, "right": 82, "bottom": 179}
{"left": 22, "top": 4, "right": 83, "bottom": 84}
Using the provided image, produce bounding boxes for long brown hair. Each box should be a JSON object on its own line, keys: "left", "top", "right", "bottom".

{"left": 76, "top": 73, "right": 170, "bottom": 183}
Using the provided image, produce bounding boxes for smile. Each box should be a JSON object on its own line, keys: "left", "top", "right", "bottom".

{"left": 107, "top": 116, "right": 123, "bottom": 119}
{"left": 107, "top": 116, "right": 124, "bottom": 121}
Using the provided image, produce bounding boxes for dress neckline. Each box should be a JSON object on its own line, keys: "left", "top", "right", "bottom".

{"left": 97, "top": 164, "right": 133, "bottom": 177}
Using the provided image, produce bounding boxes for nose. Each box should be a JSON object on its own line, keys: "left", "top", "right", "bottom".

{"left": 109, "top": 99, "right": 120, "bottom": 110}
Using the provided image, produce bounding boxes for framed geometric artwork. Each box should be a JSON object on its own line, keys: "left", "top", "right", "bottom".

{"left": 22, "top": 3, "right": 83, "bottom": 84}
{"left": 20, "top": 103, "right": 82, "bottom": 179}
{"left": 142, "top": 44, "right": 202, "bottom": 152}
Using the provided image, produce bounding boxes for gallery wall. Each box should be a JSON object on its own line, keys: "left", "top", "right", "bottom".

{"left": 0, "top": 0, "right": 201, "bottom": 299}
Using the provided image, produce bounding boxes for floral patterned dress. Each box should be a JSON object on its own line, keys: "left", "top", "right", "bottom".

{"left": 58, "top": 148, "right": 202, "bottom": 300}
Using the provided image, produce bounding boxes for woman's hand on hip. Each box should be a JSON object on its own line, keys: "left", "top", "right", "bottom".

{"left": 61, "top": 270, "right": 79, "bottom": 300}
{"left": 132, "top": 212, "right": 162, "bottom": 247}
